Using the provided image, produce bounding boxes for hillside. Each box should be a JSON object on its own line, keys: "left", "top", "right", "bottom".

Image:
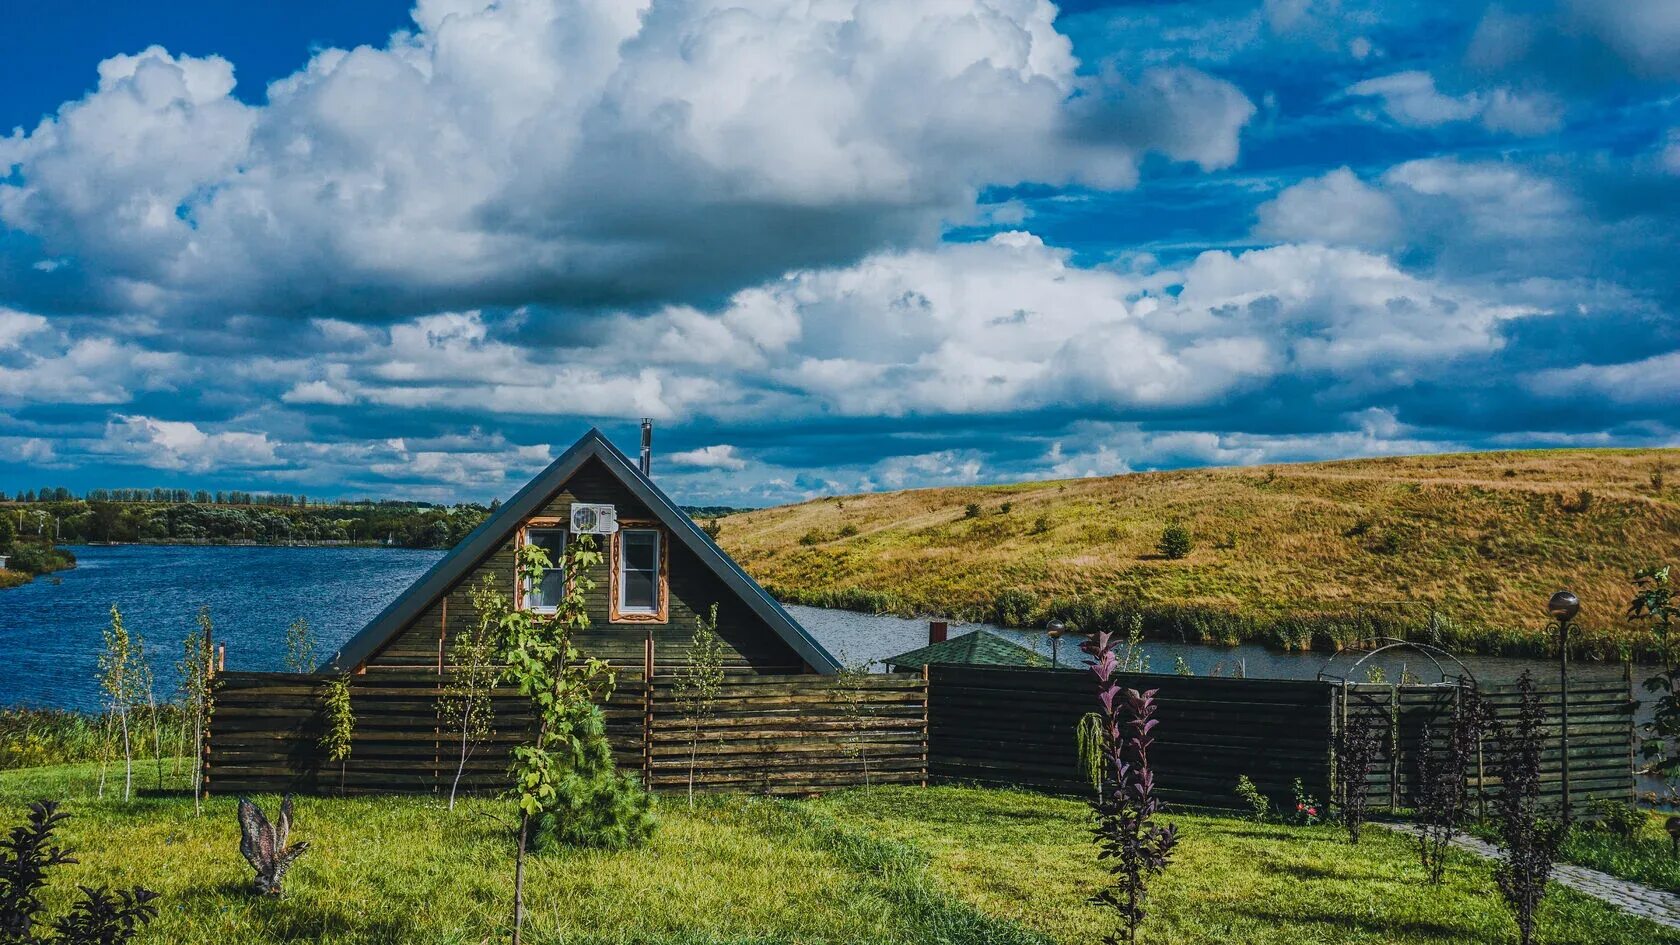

{"left": 717, "top": 449, "right": 1680, "bottom": 659}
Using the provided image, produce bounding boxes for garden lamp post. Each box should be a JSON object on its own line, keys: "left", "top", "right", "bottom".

{"left": 1047, "top": 619, "right": 1067, "bottom": 669}
{"left": 1548, "top": 589, "right": 1580, "bottom": 823}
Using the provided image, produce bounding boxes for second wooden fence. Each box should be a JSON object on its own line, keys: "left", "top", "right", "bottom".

{"left": 206, "top": 670, "right": 926, "bottom": 797}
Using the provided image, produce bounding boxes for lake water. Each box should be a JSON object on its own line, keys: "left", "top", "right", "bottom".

{"left": 0, "top": 545, "right": 1643, "bottom": 712}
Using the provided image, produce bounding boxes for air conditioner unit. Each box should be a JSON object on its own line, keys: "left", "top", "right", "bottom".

{"left": 569, "top": 503, "right": 619, "bottom": 535}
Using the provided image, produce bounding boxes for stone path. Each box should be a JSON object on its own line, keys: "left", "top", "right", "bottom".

{"left": 1383, "top": 823, "right": 1680, "bottom": 930}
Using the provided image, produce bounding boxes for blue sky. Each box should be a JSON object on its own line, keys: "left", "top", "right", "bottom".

{"left": 1, "top": 0, "right": 1676, "bottom": 506}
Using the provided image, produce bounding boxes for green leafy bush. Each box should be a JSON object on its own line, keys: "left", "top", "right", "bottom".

{"left": 1235, "top": 775, "right": 1269, "bottom": 820}
{"left": 1587, "top": 799, "right": 1645, "bottom": 841}
{"left": 1157, "top": 523, "right": 1192, "bottom": 560}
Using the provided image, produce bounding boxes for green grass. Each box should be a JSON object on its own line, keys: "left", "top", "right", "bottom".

{"left": 0, "top": 706, "right": 192, "bottom": 772}
{"left": 1, "top": 764, "right": 1675, "bottom": 944}
{"left": 718, "top": 448, "right": 1680, "bottom": 658}
{"left": 1473, "top": 809, "right": 1680, "bottom": 896}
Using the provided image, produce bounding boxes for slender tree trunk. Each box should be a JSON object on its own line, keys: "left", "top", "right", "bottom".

{"left": 148, "top": 692, "right": 163, "bottom": 791}
{"left": 120, "top": 709, "right": 132, "bottom": 802}
{"left": 96, "top": 712, "right": 111, "bottom": 800}
{"left": 450, "top": 717, "right": 471, "bottom": 811}
{"left": 513, "top": 811, "right": 529, "bottom": 945}
{"left": 192, "top": 712, "right": 203, "bottom": 815}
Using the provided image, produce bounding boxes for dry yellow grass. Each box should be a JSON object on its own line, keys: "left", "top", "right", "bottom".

{"left": 716, "top": 448, "right": 1680, "bottom": 658}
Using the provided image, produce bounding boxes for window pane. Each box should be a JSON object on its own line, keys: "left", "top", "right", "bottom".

{"left": 620, "top": 530, "right": 659, "bottom": 611}
{"left": 525, "top": 528, "right": 566, "bottom": 610}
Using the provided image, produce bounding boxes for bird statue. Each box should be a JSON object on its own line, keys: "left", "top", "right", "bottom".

{"left": 237, "top": 795, "right": 310, "bottom": 895}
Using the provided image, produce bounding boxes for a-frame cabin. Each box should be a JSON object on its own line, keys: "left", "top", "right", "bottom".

{"left": 327, "top": 428, "right": 840, "bottom": 677}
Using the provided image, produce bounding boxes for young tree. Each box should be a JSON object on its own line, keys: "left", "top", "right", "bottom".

{"left": 320, "top": 675, "right": 355, "bottom": 796}
{"left": 1630, "top": 565, "right": 1679, "bottom": 800}
{"left": 1157, "top": 522, "right": 1192, "bottom": 560}
{"left": 1416, "top": 684, "right": 1487, "bottom": 883}
{"left": 1490, "top": 673, "right": 1566, "bottom": 945}
{"left": 496, "top": 536, "right": 654, "bottom": 945}
{"left": 177, "top": 608, "right": 215, "bottom": 814}
{"left": 676, "top": 603, "right": 725, "bottom": 806}
{"left": 1333, "top": 710, "right": 1382, "bottom": 844}
{"left": 439, "top": 574, "right": 503, "bottom": 810}
{"left": 1083, "top": 630, "right": 1178, "bottom": 945}
{"left": 835, "top": 662, "right": 876, "bottom": 787}
{"left": 97, "top": 606, "right": 138, "bottom": 802}
{"left": 284, "top": 617, "right": 317, "bottom": 674}
{"left": 130, "top": 632, "right": 165, "bottom": 793}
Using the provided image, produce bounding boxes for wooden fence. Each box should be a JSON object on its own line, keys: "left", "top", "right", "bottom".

{"left": 926, "top": 665, "right": 1635, "bottom": 811}
{"left": 926, "top": 664, "right": 1336, "bottom": 807}
{"left": 205, "top": 669, "right": 925, "bottom": 797}
{"left": 1337, "top": 677, "right": 1637, "bottom": 812}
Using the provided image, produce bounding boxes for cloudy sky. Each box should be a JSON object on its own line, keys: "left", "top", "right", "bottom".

{"left": 1, "top": 0, "right": 1675, "bottom": 505}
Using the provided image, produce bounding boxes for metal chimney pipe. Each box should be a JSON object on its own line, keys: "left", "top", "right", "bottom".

{"left": 640, "top": 419, "right": 653, "bottom": 476}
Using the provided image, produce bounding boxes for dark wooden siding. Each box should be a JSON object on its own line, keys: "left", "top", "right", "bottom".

{"left": 363, "top": 457, "right": 805, "bottom": 676}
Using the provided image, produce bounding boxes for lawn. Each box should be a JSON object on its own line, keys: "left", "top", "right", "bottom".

{"left": 1, "top": 763, "right": 1674, "bottom": 944}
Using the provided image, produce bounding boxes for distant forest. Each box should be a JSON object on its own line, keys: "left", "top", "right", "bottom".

{"left": 2, "top": 487, "right": 753, "bottom": 550}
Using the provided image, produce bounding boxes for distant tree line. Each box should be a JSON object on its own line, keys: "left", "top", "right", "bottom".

{"left": 3, "top": 498, "right": 490, "bottom": 549}
{"left": 9, "top": 485, "right": 470, "bottom": 509}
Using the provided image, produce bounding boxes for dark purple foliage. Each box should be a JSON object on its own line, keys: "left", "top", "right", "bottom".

{"left": 1415, "top": 684, "right": 1488, "bottom": 883}
{"left": 1333, "top": 710, "right": 1383, "bottom": 844}
{"left": 0, "top": 800, "right": 158, "bottom": 945}
{"left": 1490, "top": 673, "right": 1565, "bottom": 945}
{"left": 1084, "top": 631, "right": 1178, "bottom": 945}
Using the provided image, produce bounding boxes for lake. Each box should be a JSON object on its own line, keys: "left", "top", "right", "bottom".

{"left": 0, "top": 544, "right": 1643, "bottom": 712}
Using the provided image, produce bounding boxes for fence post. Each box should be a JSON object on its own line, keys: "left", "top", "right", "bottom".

{"left": 1388, "top": 685, "right": 1400, "bottom": 811}
{"left": 643, "top": 633, "right": 654, "bottom": 788}
{"left": 921, "top": 663, "right": 930, "bottom": 788}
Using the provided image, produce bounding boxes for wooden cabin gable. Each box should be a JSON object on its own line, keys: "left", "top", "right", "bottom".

{"left": 362, "top": 456, "right": 807, "bottom": 674}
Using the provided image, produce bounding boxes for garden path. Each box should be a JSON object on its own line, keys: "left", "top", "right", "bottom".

{"left": 1383, "top": 823, "right": 1680, "bottom": 930}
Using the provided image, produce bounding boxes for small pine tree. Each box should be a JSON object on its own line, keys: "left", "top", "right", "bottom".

{"left": 1157, "top": 523, "right": 1192, "bottom": 560}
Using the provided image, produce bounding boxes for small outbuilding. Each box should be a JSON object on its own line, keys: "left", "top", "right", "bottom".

{"left": 885, "top": 627, "right": 1049, "bottom": 673}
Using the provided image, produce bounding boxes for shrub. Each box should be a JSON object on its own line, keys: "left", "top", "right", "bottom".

{"left": 1416, "top": 686, "right": 1488, "bottom": 883}
{"left": 999, "top": 502, "right": 1012, "bottom": 514}
{"left": 1156, "top": 523, "right": 1192, "bottom": 560}
{"left": 991, "top": 589, "right": 1039, "bottom": 628}
{"left": 1235, "top": 775, "right": 1269, "bottom": 821}
{"left": 5, "top": 542, "right": 75, "bottom": 576}
{"left": 1291, "top": 778, "right": 1321, "bottom": 826}
{"left": 0, "top": 800, "right": 158, "bottom": 943}
{"left": 1490, "top": 672, "right": 1566, "bottom": 945}
{"left": 701, "top": 519, "right": 722, "bottom": 540}
{"left": 836, "top": 523, "right": 859, "bottom": 538}
{"left": 1333, "top": 711, "right": 1383, "bottom": 844}
{"left": 1587, "top": 799, "right": 1645, "bottom": 841}
{"left": 1084, "top": 631, "right": 1177, "bottom": 945}
{"left": 798, "top": 530, "right": 824, "bottom": 546}
{"left": 963, "top": 503, "right": 982, "bottom": 519}
{"left": 1030, "top": 514, "right": 1051, "bottom": 535}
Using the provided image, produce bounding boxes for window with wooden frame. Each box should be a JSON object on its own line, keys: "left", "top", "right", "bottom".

{"left": 518, "top": 521, "right": 568, "bottom": 613}
{"left": 610, "top": 524, "right": 668, "bottom": 622}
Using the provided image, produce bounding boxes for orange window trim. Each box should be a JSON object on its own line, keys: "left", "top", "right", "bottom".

{"left": 609, "top": 521, "right": 669, "bottom": 624}
{"left": 515, "top": 516, "right": 568, "bottom": 610}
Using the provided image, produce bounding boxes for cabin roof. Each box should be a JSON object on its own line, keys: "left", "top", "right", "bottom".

{"left": 883, "top": 629, "right": 1050, "bottom": 672}
{"left": 325, "top": 428, "right": 841, "bottom": 674}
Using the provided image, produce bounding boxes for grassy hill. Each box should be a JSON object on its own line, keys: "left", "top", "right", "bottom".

{"left": 717, "top": 449, "right": 1680, "bottom": 659}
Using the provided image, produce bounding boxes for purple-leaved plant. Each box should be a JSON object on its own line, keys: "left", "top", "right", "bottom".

{"left": 1084, "top": 631, "right": 1178, "bottom": 945}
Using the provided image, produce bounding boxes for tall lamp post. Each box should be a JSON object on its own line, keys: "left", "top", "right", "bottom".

{"left": 1047, "top": 619, "right": 1067, "bottom": 669}
{"left": 1548, "top": 590, "right": 1580, "bottom": 823}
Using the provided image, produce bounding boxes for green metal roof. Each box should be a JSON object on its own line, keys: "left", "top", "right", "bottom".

{"left": 884, "top": 630, "right": 1050, "bottom": 671}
